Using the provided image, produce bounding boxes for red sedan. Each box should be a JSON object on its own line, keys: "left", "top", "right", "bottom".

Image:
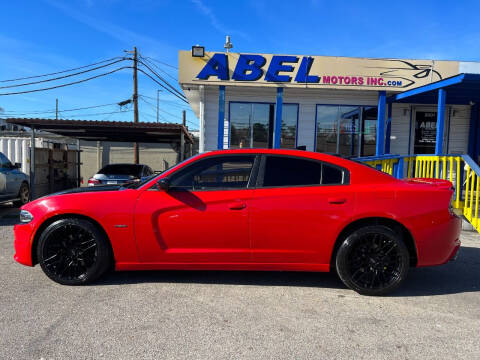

{"left": 13, "top": 149, "right": 461, "bottom": 295}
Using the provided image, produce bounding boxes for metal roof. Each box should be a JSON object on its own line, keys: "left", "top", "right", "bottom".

{"left": 388, "top": 73, "right": 480, "bottom": 105}
{"left": 5, "top": 118, "right": 194, "bottom": 143}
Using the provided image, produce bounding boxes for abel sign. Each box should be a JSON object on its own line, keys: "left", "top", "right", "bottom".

{"left": 178, "top": 51, "right": 460, "bottom": 91}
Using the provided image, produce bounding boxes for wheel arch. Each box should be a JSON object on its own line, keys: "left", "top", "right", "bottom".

{"left": 330, "top": 217, "right": 418, "bottom": 269}
{"left": 31, "top": 213, "right": 113, "bottom": 266}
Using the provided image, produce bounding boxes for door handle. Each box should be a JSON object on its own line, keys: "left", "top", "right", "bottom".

{"left": 328, "top": 197, "right": 347, "bottom": 205}
{"left": 228, "top": 201, "right": 246, "bottom": 210}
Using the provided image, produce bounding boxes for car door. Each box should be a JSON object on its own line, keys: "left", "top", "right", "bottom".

{"left": 134, "top": 154, "right": 259, "bottom": 264}
{"left": 0, "top": 153, "right": 19, "bottom": 197}
{"left": 0, "top": 154, "right": 7, "bottom": 199}
{"left": 250, "top": 155, "right": 355, "bottom": 265}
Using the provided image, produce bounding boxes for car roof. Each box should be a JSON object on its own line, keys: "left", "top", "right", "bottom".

{"left": 201, "top": 148, "right": 348, "bottom": 164}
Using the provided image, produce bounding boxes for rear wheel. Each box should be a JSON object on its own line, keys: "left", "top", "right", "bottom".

{"left": 13, "top": 182, "right": 29, "bottom": 206}
{"left": 335, "top": 225, "right": 409, "bottom": 296}
{"left": 37, "top": 218, "right": 111, "bottom": 285}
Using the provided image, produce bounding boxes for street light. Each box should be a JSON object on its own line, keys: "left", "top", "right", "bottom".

{"left": 191, "top": 45, "right": 205, "bottom": 57}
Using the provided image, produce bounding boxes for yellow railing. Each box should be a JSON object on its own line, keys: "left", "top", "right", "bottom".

{"left": 359, "top": 154, "right": 480, "bottom": 232}
{"left": 362, "top": 158, "right": 399, "bottom": 176}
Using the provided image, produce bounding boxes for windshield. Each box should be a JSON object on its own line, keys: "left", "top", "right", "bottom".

{"left": 98, "top": 164, "right": 143, "bottom": 176}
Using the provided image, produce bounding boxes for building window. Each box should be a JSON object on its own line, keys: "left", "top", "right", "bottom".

{"left": 229, "top": 102, "right": 298, "bottom": 149}
{"left": 316, "top": 105, "right": 377, "bottom": 157}
{"left": 280, "top": 104, "right": 298, "bottom": 149}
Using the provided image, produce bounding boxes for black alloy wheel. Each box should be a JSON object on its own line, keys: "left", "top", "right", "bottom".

{"left": 336, "top": 225, "right": 409, "bottom": 296}
{"left": 37, "top": 218, "right": 111, "bottom": 285}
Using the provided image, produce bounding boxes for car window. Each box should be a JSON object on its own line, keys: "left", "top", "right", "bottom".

{"left": 322, "top": 163, "right": 344, "bottom": 184}
{"left": 261, "top": 156, "right": 347, "bottom": 187}
{"left": 98, "top": 164, "right": 143, "bottom": 176}
{"left": 170, "top": 156, "right": 255, "bottom": 191}
{"left": 0, "top": 153, "right": 12, "bottom": 169}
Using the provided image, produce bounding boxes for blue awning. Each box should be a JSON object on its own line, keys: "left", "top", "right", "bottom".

{"left": 388, "top": 73, "right": 480, "bottom": 105}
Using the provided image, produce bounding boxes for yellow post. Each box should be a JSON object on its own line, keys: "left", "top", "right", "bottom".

{"left": 465, "top": 166, "right": 471, "bottom": 218}
{"left": 470, "top": 172, "right": 475, "bottom": 219}
{"left": 455, "top": 157, "right": 461, "bottom": 208}
{"left": 442, "top": 157, "right": 447, "bottom": 180}
{"left": 475, "top": 175, "right": 479, "bottom": 227}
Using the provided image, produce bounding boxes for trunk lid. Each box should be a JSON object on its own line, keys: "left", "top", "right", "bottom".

{"left": 403, "top": 177, "right": 454, "bottom": 189}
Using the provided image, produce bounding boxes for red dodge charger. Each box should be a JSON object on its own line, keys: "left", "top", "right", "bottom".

{"left": 13, "top": 149, "right": 461, "bottom": 295}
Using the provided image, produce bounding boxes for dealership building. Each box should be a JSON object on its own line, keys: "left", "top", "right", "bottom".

{"left": 178, "top": 50, "right": 480, "bottom": 160}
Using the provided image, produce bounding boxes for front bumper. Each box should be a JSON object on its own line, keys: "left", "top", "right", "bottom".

{"left": 13, "top": 223, "right": 35, "bottom": 266}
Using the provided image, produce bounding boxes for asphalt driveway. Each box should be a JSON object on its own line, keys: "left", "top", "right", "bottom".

{"left": 1, "top": 204, "right": 479, "bottom": 359}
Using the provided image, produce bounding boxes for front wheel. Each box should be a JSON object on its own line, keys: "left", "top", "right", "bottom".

{"left": 335, "top": 225, "right": 409, "bottom": 296}
{"left": 37, "top": 218, "right": 111, "bottom": 285}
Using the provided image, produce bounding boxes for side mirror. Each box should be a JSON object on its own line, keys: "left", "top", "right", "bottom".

{"left": 156, "top": 178, "right": 170, "bottom": 191}
{"left": 14, "top": 162, "right": 21, "bottom": 169}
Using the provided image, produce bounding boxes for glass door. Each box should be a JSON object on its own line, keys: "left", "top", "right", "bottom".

{"left": 414, "top": 111, "right": 437, "bottom": 154}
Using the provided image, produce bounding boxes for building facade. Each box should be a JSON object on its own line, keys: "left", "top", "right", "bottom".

{"left": 178, "top": 50, "right": 480, "bottom": 158}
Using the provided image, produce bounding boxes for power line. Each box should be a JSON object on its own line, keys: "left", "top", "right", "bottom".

{"left": 66, "top": 110, "right": 133, "bottom": 118}
{"left": 139, "top": 55, "right": 177, "bottom": 82}
{"left": 0, "top": 66, "right": 131, "bottom": 96}
{"left": 137, "top": 59, "right": 186, "bottom": 100}
{"left": 2, "top": 101, "right": 126, "bottom": 116}
{"left": 0, "top": 56, "right": 124, "bottom": 83}
{"left": 139, "top": 96, "right": 197, "bottom": 128}
{"left": 137, "top": 68, "right": 187, "bottom": 103}
{"left": 140, "top": 94, "right": 190, "bottom": 108}
{"left": 1, "top": 109, "right": 132, "bottom": 119}
{"left": 0, "top": 59, "right": 127, "bottom": 89}
{"left": 140, "top": 56, "right": 178, "bottom": 69}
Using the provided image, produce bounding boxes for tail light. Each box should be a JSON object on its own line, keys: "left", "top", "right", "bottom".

{"left": 87, "top": 178, "right": 100, "bottom": 186}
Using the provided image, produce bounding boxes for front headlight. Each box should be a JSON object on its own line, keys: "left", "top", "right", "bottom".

{"left": 19, "top": 210, "right": 33, "bottom": 223}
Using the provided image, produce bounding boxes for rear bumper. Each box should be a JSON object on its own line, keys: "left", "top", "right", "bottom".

{"left": 414, "top": 213, "right": 462, "bottom": 267}
{"left": 13, "top": 223, "right": 34, "bottom": 267}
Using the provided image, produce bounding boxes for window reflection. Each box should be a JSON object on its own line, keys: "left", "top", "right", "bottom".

{"left": 230, "top": 102, "right": 298, "bottom": 149}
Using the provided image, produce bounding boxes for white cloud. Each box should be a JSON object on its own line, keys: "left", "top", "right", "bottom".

{"left": 191, "top": 0, "right": 248, "bottom": 40}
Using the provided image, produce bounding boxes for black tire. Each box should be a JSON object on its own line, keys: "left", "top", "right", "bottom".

{"left": 13, "top": 182, "right": 29, "bottom": 206}
{"left": 37, "top": 218, "right": 111, "bottom": 285}
{"left": 335, "top": 225, "right": 409, "bottom": 296}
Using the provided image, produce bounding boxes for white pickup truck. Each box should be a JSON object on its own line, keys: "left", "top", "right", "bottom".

{"left": 0, "top": 151, "right": 29, "bottom": 206}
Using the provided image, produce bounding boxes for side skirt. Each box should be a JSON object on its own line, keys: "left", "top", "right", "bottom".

{"left": 115, "top": 262, "right": 331, "bottom": 272}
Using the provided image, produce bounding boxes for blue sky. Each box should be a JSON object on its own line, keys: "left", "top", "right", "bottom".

{"left": 0, "top": 0, "right": 478, "bottom": 130}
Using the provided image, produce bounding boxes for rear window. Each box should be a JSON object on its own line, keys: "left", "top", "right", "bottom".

{"left": 98, "top": 164, "right": 143, "bottom": 176}
{"left": 262, "top": 156, "right": 347, "bottom": 187}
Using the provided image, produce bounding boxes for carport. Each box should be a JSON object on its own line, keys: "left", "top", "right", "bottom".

{"left": 6, "top": 118, "right": 194, "bottom": 198}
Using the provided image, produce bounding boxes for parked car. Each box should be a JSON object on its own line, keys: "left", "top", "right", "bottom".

{"left": 13, "top": 149, "right": 461, "bottom": 295}
{"left": 0, "top": 151, "right": 29, "bottom": 206}
{"left": 87, "top": 163, "right": 154, "bottom": 186}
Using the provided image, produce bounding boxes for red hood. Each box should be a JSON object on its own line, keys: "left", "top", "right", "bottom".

{"left": 403, "top": 178, "right": 454, "bottom": 189}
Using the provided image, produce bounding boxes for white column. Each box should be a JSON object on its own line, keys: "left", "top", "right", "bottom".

{"left": 15, "top": 139, "right": 21, "bottom": 165}
{"left": 22, "top": 139, "right": 28, "bottom": 174}
{"left": 199, "top": 85, "right": 205, "bottom": 153}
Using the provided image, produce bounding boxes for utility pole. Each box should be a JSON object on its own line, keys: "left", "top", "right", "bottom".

{"left": 156, "top": 89, "right": 160, "bottom": 123}
{"left": 132, "top": 46, "right": 139, "bottom": 164}
{"left": 55, "top": 99, "right": 58, "bottom": 120}
{"left": 182, "top": 110, "right": 186, "bottom": 127}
